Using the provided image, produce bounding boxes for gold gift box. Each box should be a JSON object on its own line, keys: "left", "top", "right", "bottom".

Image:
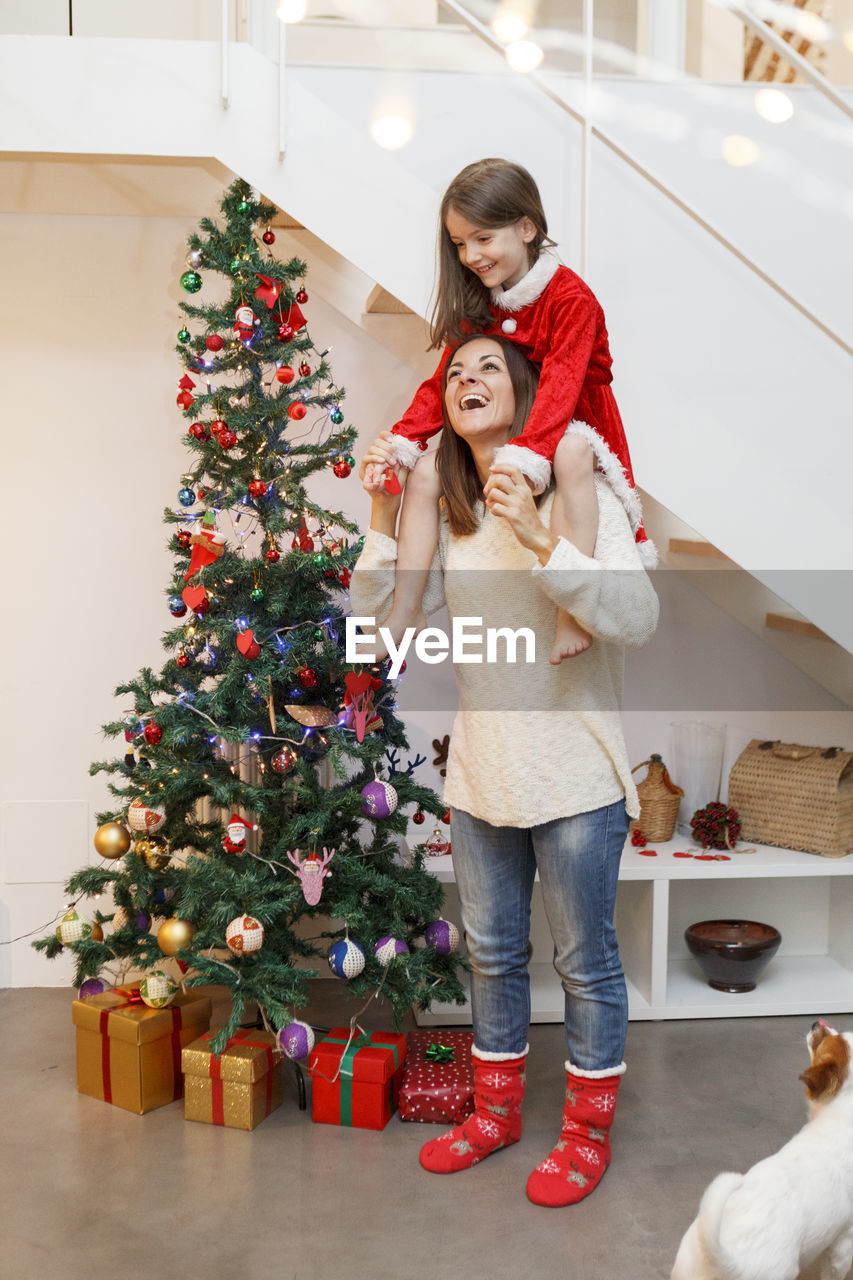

{"left": 182, "top": 1028, "right": 282, "bottom": 1130}
{"left": 72, "top": 986, "right": 212, "bottom": 1115}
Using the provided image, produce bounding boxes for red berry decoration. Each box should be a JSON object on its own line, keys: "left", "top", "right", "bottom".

{"left": 690, "top": 802, "right": 741, "bottom": 851}
{"left": 262, "top": 230, "right": 276, "bottom": 245}
{"left": 248, "top": 479, "right": 267, "bottom": 498}
{"left": 266, "top": 547, "right": 280, "bottom": 563}
{"left": 333, "top": 461, "right": 351, "bottom": 479}
{"left": 288, "top": 402, "right": 307, "bottom": 421}
{"left": 412, "top": 810, "right": 426, "bottom": 825}
{"left": 176, "top": 391, "right": 194, "bottom": 409}
{"left": 176, "top": 531, "right": 192, "bottom": 549}
{"left": 297, "top": 667, "right": 318, "bottom": 689}
{"left": 188, "top": 422, "right": 208, "bottom": 441}
{"left": 210, "top": 418, "right": 226, "bottom": 438}
{"left": 218, "top": 429, "right": 237, "bottom": 449}
{"left": 176, "top": 653, "right": 190, "bottom": 668}
{"left": 296, "top": 289, "right": 308, "bottom": 304}
{"left": 143, "top": 722, "right": 162, "bottom": 746}
{"left": 277, "top": 323, "right": 294, "bottom": 342}
{"left": 206, "top": 335, "right": 224, "bottom": 352}
{"left": 298, "top": 361, "right": 311, "bottom": 377}
{"left": 630, "top": 828, "right": 647, "bottom": 847}
{"left": 276, "top": 366, "right": 295, "bottom": 384}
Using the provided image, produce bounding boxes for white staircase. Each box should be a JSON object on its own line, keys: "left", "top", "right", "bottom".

{"left": 2, "top": 29, "right": 851, "bottom": 647}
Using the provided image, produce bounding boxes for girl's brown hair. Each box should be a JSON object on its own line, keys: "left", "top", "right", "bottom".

{"left": 437, "top": 334, "right": 540, "bottom": 536}
{"left": 430, "top": 158, "right": 555, "bottom": 349}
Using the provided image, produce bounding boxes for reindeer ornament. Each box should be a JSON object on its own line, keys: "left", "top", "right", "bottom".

{"left": 287, "top": 847, "right": 336, "bottom": 906}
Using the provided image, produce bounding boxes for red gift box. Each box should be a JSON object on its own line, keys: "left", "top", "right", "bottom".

{"left": 309, "top": 1026, "right": 407, "bottom": 1130}
{"left": 399, "top": 1031, "right": 475, "bottom": 1124}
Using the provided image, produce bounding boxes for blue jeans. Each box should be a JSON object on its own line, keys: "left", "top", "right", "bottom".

{"left": 450, "top": 801, "right": 629, "bottom": 1071}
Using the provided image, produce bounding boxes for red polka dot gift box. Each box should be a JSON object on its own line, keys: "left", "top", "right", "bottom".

{"left": 309, "top": 1026, "right": 408, "bottom": 1130}
{"left": 399, "top": 1030, "right": 475, "bottom": 1125}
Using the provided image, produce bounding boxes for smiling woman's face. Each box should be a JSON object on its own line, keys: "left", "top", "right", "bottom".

{"left": 443, "top": 338, "right": 517, "bottom": 441}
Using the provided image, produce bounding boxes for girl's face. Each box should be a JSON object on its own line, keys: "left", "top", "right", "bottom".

{"left": 445, "top": 205, "right": 537, "bottom": 291}
{"left": 444, "top": 338, "right": 517, "bottom": 441}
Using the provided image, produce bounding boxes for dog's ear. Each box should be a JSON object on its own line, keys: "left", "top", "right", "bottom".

{"left": 800, "top": 1034, "right": 850, "bottom": 1102}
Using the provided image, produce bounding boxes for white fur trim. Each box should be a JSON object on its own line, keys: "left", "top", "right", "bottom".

{"left": 492, "top": 444, "right": 552, "bottom": 495}
{"left": 388, "top": 435, "right": 424, "bottom": 470}
{"left": 490, "top": 252, "right": 560, "bottom": 313}
{"left": 564, "top": 420, "right": 644, "bottom": 535}
{"left": 565, "top": 1060, "right": 626, "bottom": 1079}
{"left": 473, "top": 1044, "right": 530, "bottom": 1061}
{"left": 637, "top": 537, "right": 659, "bottom": 570}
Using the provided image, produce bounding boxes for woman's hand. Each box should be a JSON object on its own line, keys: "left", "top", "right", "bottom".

{"left": 359, "top": 431, "right": 407, "bottom": 537}
{"left": 484, "top": 464, "right": 559, "bottom": 565}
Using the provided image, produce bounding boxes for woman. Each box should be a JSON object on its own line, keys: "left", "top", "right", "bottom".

{"left": 352, "top": 335, "right": 658, "bottom": 1208}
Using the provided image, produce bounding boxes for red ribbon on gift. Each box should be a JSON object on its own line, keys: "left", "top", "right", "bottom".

{"left": 199, "top": 1029, "right": 275, "bottom": 1126}
{"left": 97, "top": 987, "right": 183, "bottom": 1105}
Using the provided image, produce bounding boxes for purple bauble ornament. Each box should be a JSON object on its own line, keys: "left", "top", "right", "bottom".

{"left": 278, "top": 1020, "right": 315, "bottom": 1060}
{"left": 360, "top": 779, "right": 398, "bottom": 819}
{"left": 424, "top": 917, "right": 460, "bottom": 956}
{"left": 79, "top": 977, "right": 108, "bottom": 999}
{"left": 373, "top": 935, "right": 409, "bottom": 966}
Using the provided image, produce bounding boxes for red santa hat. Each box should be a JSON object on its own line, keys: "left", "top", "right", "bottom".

{"left": 227, "top": 813, "right": 258, "bottom": 832}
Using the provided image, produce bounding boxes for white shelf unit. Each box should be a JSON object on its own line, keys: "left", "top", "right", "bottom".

{"left": 415, "top": 837, "right": 853, "bottom": 1026}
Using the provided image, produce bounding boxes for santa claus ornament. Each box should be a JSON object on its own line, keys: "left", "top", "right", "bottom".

{"left": 287, "top": 846, "right": 335, "bottom": 905}
{"left": 222, "top": 813, "right": 258, "bottom": 854}
{"left": 233, "top": 304, "right": 257, "bottom": 340}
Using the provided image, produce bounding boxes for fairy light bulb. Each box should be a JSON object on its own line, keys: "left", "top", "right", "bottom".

{"left": 754, "top": 88, "right": 793, "bottom": 124}
{"left": 721, "top": 135, "right": 760, "bottom": 167}
{"left": 370, "top": 112, "right": 414, "bottom": 150}
{"left": 491, "top": 2, "right": 531, "bottom": 43}
{"left": 505, "top": 39, "right": 544, "bottom": 72}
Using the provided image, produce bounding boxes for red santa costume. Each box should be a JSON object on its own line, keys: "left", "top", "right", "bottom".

{"left": 389, "top": 253, "right": 656, "bottom": 567}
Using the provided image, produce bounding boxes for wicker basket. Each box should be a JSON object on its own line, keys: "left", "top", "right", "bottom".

{"left": 728, "top": 740, "right": 853, "bottom": 858}
{"left": 630, "top": 754, "right": 683, "bottom": 841}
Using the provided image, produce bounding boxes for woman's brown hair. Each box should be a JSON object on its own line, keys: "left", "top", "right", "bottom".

{"left": 430, "top": 158, "right": 556, "bottom": 350}
{"left": 437, "top": 334, "right": 540, "bottom": 537}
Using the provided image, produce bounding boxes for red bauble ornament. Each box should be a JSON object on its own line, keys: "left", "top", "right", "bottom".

{"left": 296, "top": 289, "right": 308, "bottom": 304}
{"left": 195, "top": 598, "right": 211, "bottom": 616}
{"left": 176, "top": 654, "right": 190, "bottom": 668}
{"left": 277, "top": 323, "right": 294, "bottom": 342}
{"left": 412, "top": 810, "right": 426, "bottom": 825}
{"left": 333, "top": 461, "right": 351, "bottom": 479}
{"left": 266, "top": 547, "right": 280, "bottom": 563}
{"left": 262, "top": 230, "right": 276, "bottom": 245}
{"left": 210, "top": 418, "right": 226, "bottom": 438}
{"left": 177, "top": 391, "right": 194, "bottom": 409}
{"left": 441, "top": 811, "right": 450, "bottom": 824}
{"left": 288, "top": 402, "right": 307, "bottom": 421}
{"left": 176, "top": 531, "right": 192, "bottom": 549}
{"left": 248, "top": 479, "right": 267, "bottom": 498}
{"left": 297, "top": 667, "right": 318, "bottom": 689}
{"left": 276, "top": 365, "right": 295, "bottom": 384}
{"left": 197, "top": 489, "right": 206, "bottom": 500}
{"left": 298, "top": 361, "right": 311, "bottom": 377}
{"left": 188, "top": 422, "right": 208, "bottom": 441}
{"left": 218, "top": 429, "right": 238, "bottom": 450}
{"left": 143, "top": 723, "right": 162, "bottom": 746}
{"left": 206, "top": 334, "right": 224, "bottom": 352}
{"left": 271, "top": 746, "right": 296, "bottom": 774}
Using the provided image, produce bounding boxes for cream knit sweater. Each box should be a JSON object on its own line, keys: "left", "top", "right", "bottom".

{"left": 351, "top": 476, "right": 658, "bottom": 827}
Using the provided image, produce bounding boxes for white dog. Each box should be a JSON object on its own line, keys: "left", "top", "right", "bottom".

{"left": 671, "top": 1021, "right": 853, "bottom": 1280}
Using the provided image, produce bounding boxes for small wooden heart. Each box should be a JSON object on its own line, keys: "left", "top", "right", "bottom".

{"left": 345, "top": 671, "right": 374, "bottom": 699}
{"left": 182, "top": 583, "right": 207, "bottom": 611}
{"left": 236, "top": 629, "right": 260, "bottom": 658}
{"left": 285, "top": 704, "right": 336, "bottom": 727}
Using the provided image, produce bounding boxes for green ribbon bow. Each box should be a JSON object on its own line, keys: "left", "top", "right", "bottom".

{"left": 425, "top": 1042, "right": 455, "bottom": 1064}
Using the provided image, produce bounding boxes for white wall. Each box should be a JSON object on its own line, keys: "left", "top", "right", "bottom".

{"left": 2, "top": 156, "right": 851, "bottom": 988}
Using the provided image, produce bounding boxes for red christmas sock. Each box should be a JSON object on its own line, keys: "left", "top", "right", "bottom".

{"left": 419, "top": 1049, "right": 527, "bottom": 1175}
{"left": 526, "top": 1062, "right": 624, "bottom": 1207}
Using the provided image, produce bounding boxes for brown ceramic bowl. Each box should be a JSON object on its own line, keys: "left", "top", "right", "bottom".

{"left": 684, "top": 919, "right": 782, "bottom": 993}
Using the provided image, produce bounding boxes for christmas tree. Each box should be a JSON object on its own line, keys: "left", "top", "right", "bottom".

{"left": 35, "top": 179, "right": 465, "bottom": 1054}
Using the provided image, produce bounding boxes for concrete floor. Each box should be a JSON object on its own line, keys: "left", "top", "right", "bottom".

{"left": 1, "top": 985, "right": 845, "bottom": 1280}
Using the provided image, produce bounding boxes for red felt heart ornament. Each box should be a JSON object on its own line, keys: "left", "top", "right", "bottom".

{"left": 345, "top": 671, "right": 373, "bottom": 699}
{"left": 236, "top": 629, "right": 261, "bottom": 659}
{"left": 182, "top": 583, "right": 208, "bottom": 611}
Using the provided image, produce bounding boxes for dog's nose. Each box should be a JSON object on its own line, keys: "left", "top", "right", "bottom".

{"left": 811, "top": 1020, "right": 822, "bottom": 1033}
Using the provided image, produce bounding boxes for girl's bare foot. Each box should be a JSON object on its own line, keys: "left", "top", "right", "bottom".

{"left": 550, "top": 611, "right": 592, "bottom": 664}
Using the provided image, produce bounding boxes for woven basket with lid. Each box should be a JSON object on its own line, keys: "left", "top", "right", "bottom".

{"left": 630, "top": 754, "right": 684, "bottom": 841}
{"left": 728, "top": 739, "right": 853, "bottom": 857}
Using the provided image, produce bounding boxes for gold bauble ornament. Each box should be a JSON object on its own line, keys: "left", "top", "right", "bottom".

{"left": 157, "top": 917, "right": 196, "bottom": 956}
{"left": 90, "top": 922, "right": 104, "bottom": 942}
{"left": 93, "top": 822, "right": 131, "bottom": 860}
{"left": 134, "top": 835, "right": 170, "bottom": 870}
